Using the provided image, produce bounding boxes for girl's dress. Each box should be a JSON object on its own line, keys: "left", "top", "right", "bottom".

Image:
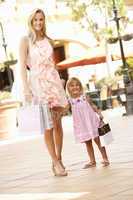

{"left": 26, "top": 37, "right": 68, "bottom": 108}
{"left": 69, "top": 95, "right": 100, "bottom": 143}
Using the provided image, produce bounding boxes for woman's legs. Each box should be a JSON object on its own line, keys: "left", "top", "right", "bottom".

{"left": 53, "top": 115, "right": 63, "bottom": 161}
{"left": 44, "top": 108, "right": 67, "bottom": 176}
{"left": 44, "top": 128, "right": 58, "bottom": 163}
{"left": 53, "top": 115, "right": 66, "bottom": 169}
{"left": 83, "top": 140, "right": 96, "bottom": 168}
{"left": 94, "top": 136, "right": 109, "bottom": 165}
{"left": 44, "top": 128, "right": 67, "bottom": 176}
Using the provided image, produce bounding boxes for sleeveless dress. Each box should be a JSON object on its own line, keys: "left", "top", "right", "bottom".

{"left": 22, "top": 37, "right": 68, "bottom": 132}
{"left": 69, "top": 95, "right": 100, "bottom": 143}
{"left": 27, "top": 37, "right": 68, "bottom": 108}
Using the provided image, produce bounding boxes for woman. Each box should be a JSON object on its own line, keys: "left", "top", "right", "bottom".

{"left": 19, "top": 8, "right": 68, "bottom": 176}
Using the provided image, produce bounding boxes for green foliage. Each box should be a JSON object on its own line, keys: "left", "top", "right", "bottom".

{"left": 115, "top": 57, "right": 133, "bottom": 80}
{"left": 127, "top": 57, "right": 133, "bottom": 68}
{"left": 96, "top": 76, "right": 117, "bottom": 88}
{"left": 86, "top": 0, "right": 126, "bottom": 16}
{"left": 127, "top": 58, "right": 133, "bottom": 80}
{"left": 0, "top": 91, "right": 11, "bottom": 101}
{"left": 64, "top": 0, "right": 127, "bottom": 43}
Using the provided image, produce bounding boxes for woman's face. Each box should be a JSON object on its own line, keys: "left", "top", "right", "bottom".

{"left": 68, "top": 81, "right": 81, "bottom": 98}
{"left": 32, "top": 12, "right": 44, "bottom": 32}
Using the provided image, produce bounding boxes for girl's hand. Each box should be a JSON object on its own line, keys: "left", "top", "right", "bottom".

{"left": 52, "top": 106, "right": 64, "bottom": 112}
{"left": 52, "top": 104, "right": 70, "bottom": 119}
{"left": 99, "top": 113, "right": 104, "bottom": 121}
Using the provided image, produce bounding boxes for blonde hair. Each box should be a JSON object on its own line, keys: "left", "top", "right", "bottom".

{"left": 66, "top": 77, "right": 83, "bottom": 97}
{"left": 28, "top": 8, "right": 52, "bottom": 44}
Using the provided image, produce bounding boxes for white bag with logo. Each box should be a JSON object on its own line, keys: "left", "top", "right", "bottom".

{"left": 16, "top": 104, "right": 53, "bottom": 135}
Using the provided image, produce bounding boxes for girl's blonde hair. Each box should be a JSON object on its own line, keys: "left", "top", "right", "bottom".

{"left": 66, "top": 77, "right": 83, "bottom": 97}
{"left": 28, "top": 8, "right": 53, "bottom": 45}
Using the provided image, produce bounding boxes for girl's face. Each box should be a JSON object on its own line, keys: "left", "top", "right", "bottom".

{"left": 68, "top": 81, "right": 82, "bottom": 98}
{"left": 32, "top": 12, "right": 44, "bottom": 32}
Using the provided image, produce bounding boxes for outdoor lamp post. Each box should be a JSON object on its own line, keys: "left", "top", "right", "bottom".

{"left": 112, "top": 0, "right": 133, "bottom": 115}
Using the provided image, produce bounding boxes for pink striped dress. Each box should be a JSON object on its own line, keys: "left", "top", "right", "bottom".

{"left": 27, "top": 37, "right": 68, "bottom": 108}
{"left": 69, "top": 95, "right": 100, "bottom": 143}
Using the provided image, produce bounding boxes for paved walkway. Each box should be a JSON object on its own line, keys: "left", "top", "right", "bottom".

{"left": 0, "top": 107, "right": 133, "bottom": 200}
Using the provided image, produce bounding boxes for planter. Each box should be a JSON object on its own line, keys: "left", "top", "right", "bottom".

{"left": 0, "top": 101, "right": 21, "bottom": 140}
{"left": 122, "top": 34, "right": 133, "bottom": 41}
{"left": 107, "top": 37, "right": 118, "bottom": 44}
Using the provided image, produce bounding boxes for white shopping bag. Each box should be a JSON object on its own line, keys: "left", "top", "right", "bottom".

{"left": 100, "top": 131, "right": 114, "bottom": 147}
{"left": 16, "top": 104, "right": 42, "bottom": 135}
{"left": 17, "top": 104, "right": 53, "bottom": 135}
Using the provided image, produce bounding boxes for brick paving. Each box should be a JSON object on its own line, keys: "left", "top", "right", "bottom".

{"left": 0, "top": 106, "right": 133, "bottom": 200}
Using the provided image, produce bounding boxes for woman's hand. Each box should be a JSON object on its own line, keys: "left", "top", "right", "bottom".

{"left": 51, "top": 104, "right": 70, "bottom": 119}
{"left": 52, "top": 106, "right": 64, "bottom": 112}
{"left": 23, "top": 92, "right": 33, "bottom": 105}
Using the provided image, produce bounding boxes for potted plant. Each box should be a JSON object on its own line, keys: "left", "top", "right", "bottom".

{"left": 107, "top": 37, "right": 118, "bottom": 44}
{"left": 115, "top": 57, "right": 133, "bottom": 81}
{"left": 122, "top": 33, "right": 133, "bottom": 41}
{"left": 105, "top": 28, "right": 118, "bottom": 44}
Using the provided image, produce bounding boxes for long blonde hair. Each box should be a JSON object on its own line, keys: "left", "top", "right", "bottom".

{"left": 28, "top": 8, "right": 52, "bottom": 44}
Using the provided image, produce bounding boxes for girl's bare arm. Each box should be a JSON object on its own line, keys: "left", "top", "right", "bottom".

{"left": 86, "top": 95, "right": 103, "bottom": 119}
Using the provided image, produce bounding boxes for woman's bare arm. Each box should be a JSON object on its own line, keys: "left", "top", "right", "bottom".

{"left": 19, "top": 36, "right": 32, "bottom": 101}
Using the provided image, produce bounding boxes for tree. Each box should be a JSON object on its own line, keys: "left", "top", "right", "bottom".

{"left": 62, "top": 0, "right": 127, "bottom": 45}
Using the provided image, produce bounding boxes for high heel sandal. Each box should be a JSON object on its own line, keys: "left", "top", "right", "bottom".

{"left": 52, "top": 161, "right": 68, "bottom": 177}
{"left": 59, "top": 160, "right": 65, "bottom": 170}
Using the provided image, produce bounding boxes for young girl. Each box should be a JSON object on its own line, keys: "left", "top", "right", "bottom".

{"left": 66, "top": 77, "right": 109, "bottom": 168}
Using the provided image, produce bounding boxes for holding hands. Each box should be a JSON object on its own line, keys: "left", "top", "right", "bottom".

{"left": 23, "top": 91, "right": 33, "bottom": 105}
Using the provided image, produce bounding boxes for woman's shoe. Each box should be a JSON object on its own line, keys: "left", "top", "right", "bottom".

{"left": 59, "top": 160, "right": 65, "bottom": 170}
{"left": 83, "top": 162, "right": 96, "bottom": 169}
{"left": 52, "top": 161, "right": 68, "bottom": 176}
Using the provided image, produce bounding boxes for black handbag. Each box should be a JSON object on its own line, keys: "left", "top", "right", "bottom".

{"left": 98, "top": 123, "right": 111, "bottom": 136}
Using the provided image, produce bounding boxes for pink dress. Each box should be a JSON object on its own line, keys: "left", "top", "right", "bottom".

{"left": 27, "top": 37, "right": 68, "bottom": 108}
{"left": 69, "top": 95, "right": 100, "bottom": 143}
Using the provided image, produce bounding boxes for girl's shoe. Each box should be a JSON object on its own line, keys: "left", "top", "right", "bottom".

{"left": 101, "top": 161, "right": 110, "bottom": 167}
{"left": 83, "top": 162, "right": 96, "bottom": 169}
{"left": 52, "top": 161, "right": 68, "bottom": 176}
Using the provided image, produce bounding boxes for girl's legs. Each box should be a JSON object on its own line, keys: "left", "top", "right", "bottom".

{"left": 84, "top": 140, "right": 96, "bottom": 169}
{"left": 94, "top": 136, "right": 109, "bottom": 166}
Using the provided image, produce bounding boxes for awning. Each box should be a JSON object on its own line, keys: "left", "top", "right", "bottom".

{"left": 57, "top": 55, "right": 106, "bottom": 70}
{"left": 54, "top": 38, "right": 133, "bottom": 70}
{"left": 56, "top": 45, "right": 107, "bottom": 70}
{"left": 56, "top": 45, "right": 133, "bottom": 70}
